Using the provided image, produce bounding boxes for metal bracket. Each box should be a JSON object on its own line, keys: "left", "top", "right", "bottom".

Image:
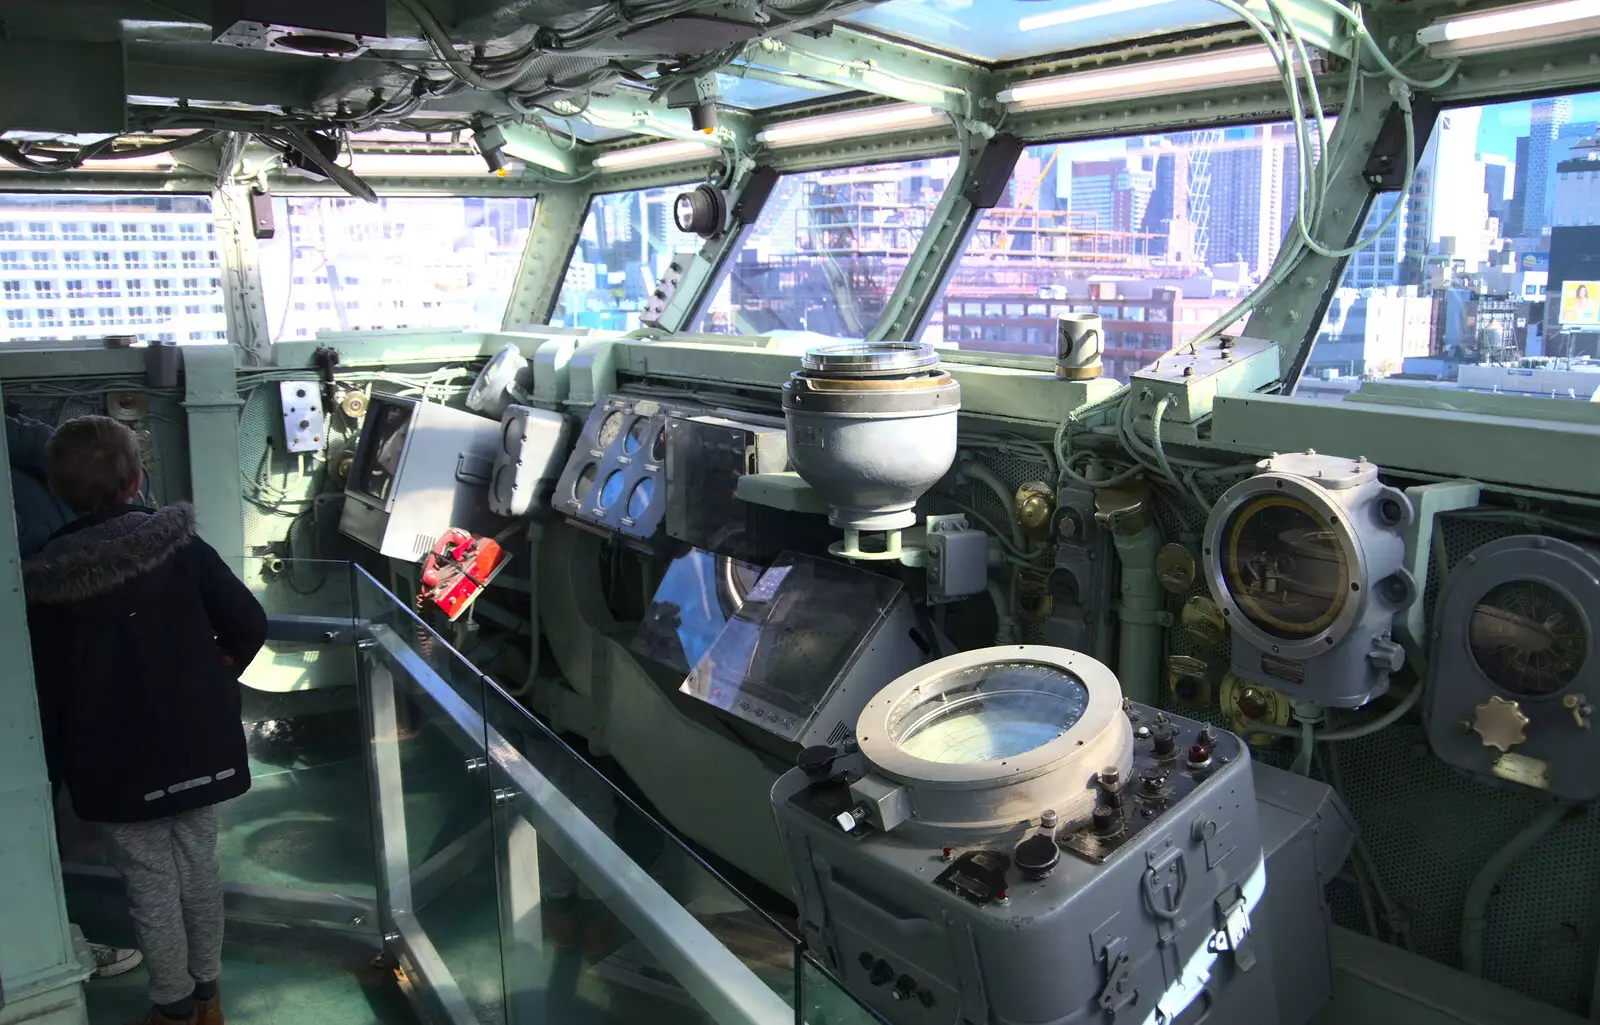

{"left": 1364, "top": 95, "right": 1441, "bottom": 190}
{"left": 1097, "top": 936, "right": 1137, "bottom": 1014}
{"left": 1208, "top": 887, "right": 1257, "bottom": 972}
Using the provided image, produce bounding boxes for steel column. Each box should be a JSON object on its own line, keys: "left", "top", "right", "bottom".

{"left": 502, "top": 185, "right": 591, "bottom": 329}
{"left": 181, "top": 345, "right": 246, "bottom": 561}
{"left": 0, "top": 376, "right": 90, "bottom": 1024}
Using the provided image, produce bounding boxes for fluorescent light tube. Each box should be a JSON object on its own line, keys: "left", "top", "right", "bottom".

{"left": 344, "top": 153, "right": 505, "bottom": 176}
{"left": 1019, "top": 0, "right": 1182, "bottom": 34}
{"left": 1417, "top": 0, "right": 1600, "bottom": 57}
{"left": 999, "top": 46, "right": 1282, "bottom": 111}
{"left": 80, "top": 153, "right": 178, "bottom": 171}
{"left": 756, "top": 104, "right": 944, "bottom": 148}
{"left": 592, "top": 139, "right": 719, "bottom": 169}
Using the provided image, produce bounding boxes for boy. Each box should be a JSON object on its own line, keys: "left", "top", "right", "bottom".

{"left": 23, "top": 416, "right": 267, "bottom": 1025}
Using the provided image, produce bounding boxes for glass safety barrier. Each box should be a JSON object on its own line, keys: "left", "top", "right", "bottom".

{"left": 56, "top": 557, "right": 880, "bottom": 1024}
{"left": 348, "top": 565, "right": 882, "bottom": 1025}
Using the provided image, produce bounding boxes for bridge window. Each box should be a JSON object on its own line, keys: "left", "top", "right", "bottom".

{"left": 920, "top": 125, "right": 1297, "bottom": 378}
{"left": 0, "top": 193, "right": 221, "bottom": 343}
{"left": 257, "top": 195, "right": 536, "bottom": 340}
{"left": 695, "top": 155, "right": 961, "bottom": 337}
{"left": 1301, "top": 87, "right": 1600, "bottom": 403}
{"left": 550, "top": 185, "right": 698, "bottom": 332}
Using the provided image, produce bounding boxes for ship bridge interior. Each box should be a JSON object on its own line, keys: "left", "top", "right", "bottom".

{"left": 5, "top": 1, "right": 1600, "bottom": 1024}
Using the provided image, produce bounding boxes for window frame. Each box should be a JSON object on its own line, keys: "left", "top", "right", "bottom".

{"left": 684, "top": 151, "right": 966, "bottom": 339}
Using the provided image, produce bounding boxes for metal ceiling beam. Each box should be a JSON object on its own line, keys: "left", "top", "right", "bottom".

{"left": 569, "top": 90, "right": 754, "bottom": 148}
{"left": 500, "top": 124, "right": 585, "bottom": 175}
{"left": 743, "top": 28, "right": 991, "bottom": 116}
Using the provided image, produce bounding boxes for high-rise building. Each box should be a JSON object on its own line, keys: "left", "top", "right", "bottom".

{"left": 1553, "top": 138, "right": 1600, "bottom": 227}
{"left": 1277, "top": 124, "right": 1305, "bottom": 247}
{"left": 1525, "top": 96, "right": 1574, "bottom": 235}
{"left": 1070, "top": 159, "right": 1121, "bottom": 231}
{"left": 1115, "top": 165, "right": 1157, "bottom": 237}
{"left": 1482, "top": 154, "right": 1511, "bottom": 229}
{"left": 1404, "top": 108, "right": 1493, "bottom": 280}
{"left": 1341, "top": 192, "right": 1408, "bottom": 289}
{"left": 1207, "top": 126, "right": 1287, "bottom": 274}
{"left": 1508, "top": 135, "right": 1530, "bottom": 237}
{"left": 0, "top": 196, "right": 228, "bottom": 344}
{"left": 1140, "top": 139, "right": 1192, "bottom": 260}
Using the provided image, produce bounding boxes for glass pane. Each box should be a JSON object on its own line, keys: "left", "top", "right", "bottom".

{"left": 259, "top": 196, "right": 537, "bottom": 341}
{"left": 484, "top": 685, "right": 799, "bottom": 1022}
{"left": 696, "top": 156, "right": 961, "bottom": 336}
{"left": 550, "top": 187, "right": 702, "bottom": 331}
{"left": 354, "top": 569, "right": 506, "bottom": 1022}
{"left": 1303, "top": 91, "right": 1600, "bottom": 402}
{"left": 799, "top": 953, "right": 887, "bottom": 1025}
{"left": 0, "top": 193, "right": 227, "bottom": 343}
{"left": 716, "top": 67, "right": 850, "bottom": 110}
{"left": 57, "top": 560, "right": 373, "bottom": 907}
{"left": 844, "top": 0, "right": 1237, "bottom": 63}
{"left": 922, "top": 128, "right": 1295, "bottom": 379}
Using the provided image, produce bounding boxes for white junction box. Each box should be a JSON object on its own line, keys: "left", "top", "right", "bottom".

{"left": 279, "top": 380, "right": 326, "bottom": 454}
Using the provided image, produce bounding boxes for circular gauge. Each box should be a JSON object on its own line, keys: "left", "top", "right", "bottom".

{"left": 627, "top": 477, "right": 654, "bottom": 519}
{"left": 596, "top": 411, "right": 626, "bottom": 448}
{"left": 624, "top": 418, "right": 653, "bottom": 456}
{"left": 888, "top": 662, "right": 1089, "bottom": 764}
{"left": 574, "top": 463, "right": 597, "bottom": 503}
{"left": 1222, "top": 494, "right": 1349, "bottom": 639}
{"left": 597, "top": 470, "right": 626, "bottom": 509}
{"left": 1469, "top": 580, "right": 1588, "bottom": 696}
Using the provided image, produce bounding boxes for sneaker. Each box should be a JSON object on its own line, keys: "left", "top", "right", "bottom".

{"left": 91, "top": 943, "right": 144, "bottom": 979}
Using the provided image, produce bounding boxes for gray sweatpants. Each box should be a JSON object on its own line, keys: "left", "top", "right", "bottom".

{"left": 102, "top": 806, "right": 224, "bottom": 1006}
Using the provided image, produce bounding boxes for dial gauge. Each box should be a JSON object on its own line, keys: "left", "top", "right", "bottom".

{"left": 596, "top": 410, "right": 626, "bottom": 448}
{"left": 1222, "top": 494, "right": 1349, "bottom": 638}
{"left": 1469, "top": 580, "right": 1587, "bottom": 696}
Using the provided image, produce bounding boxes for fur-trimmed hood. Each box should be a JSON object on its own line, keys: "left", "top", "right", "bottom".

{"left": 23, "top": 503, "right": 198, "bottom": 605}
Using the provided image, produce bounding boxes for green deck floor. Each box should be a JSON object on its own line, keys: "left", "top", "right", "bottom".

{"left": 73, "top": 914, "right": 418, "bottom": 1025}
{"left": 55, "top": 689, "right": 860, "bottom": 1025}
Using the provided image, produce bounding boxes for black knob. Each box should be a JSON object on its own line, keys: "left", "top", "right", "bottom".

{"left": 1093, "top": 805, "right": 1120, "bottom": 837}
{"left": 1153, "top": 726, "right": 1178, "bottom": 757}
{"left": 918, "top": 989, "right": 937, "bottom": 1008}
{"left": 858, "top": 951, "right": 875, "bottom": 970}
{"left": 1014, "top": 833, "right": 1060, "bottom": 879}
{"left": 798, "top": 745, "right": 839, "bottom": 780}
{"left": 893, "top": 975, "right": 917, "bottom": 1001}
{"left": 1140, "top": 767, "right": 1169, "bottom": 797}
{"left": 869, "top": 959, "right": 893, "bottom": 986}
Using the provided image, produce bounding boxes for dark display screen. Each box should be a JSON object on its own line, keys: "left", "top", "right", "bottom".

{"left": 355, "top": 398, "right": 414, "bottom": 504}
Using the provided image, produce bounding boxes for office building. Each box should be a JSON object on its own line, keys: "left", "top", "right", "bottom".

{"left": 1525, "top": 96, "right": 1573, "bottom": 235}
{"left": 0, "top": 196, "right": 227, "bottom": 344}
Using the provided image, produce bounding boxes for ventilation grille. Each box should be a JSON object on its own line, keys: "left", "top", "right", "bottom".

{"left": 825, "top": 720, "right": 851, "bottom": 747}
